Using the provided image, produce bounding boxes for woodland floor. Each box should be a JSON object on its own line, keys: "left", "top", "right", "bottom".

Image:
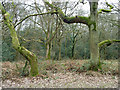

{"left": 1, "top": 60, "right": 119, "bottom": 88}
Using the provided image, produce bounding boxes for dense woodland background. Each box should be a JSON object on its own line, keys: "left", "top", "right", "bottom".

{"left": 2, "top": 0, "right": 119, "bottom": 62}
{"left": 1, "top": 0, "right": 119, "bottom": 88}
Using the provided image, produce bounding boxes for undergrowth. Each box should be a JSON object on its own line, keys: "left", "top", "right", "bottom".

{"left": 2, "top": 60, "right": 118, "bottom": 79}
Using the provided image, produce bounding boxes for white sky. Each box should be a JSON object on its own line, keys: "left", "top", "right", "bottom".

{"left": 24, "top": 0, "right": 119, "bottom": 4}
{"left": 24, "top": 0, "right": 119, "bottom": 12}
{"left": 1, "top": 0, "right": 119, "bottom": 14}
{"left": 5, "top": 0, "right": 118, "bottom": 5}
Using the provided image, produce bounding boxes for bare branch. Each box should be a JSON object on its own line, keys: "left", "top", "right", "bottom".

{"left": 14, "top": 11, "right": 57, "bottom": 28}
{"left": 19, "top": 35, "right": 43, "bottom": 43}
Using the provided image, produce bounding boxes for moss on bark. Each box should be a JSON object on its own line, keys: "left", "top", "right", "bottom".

{"left": 98, "top": 40, "right": 120, "bottom": 47}
{"left": 98, "top": 2, "right": 113, "bottom": 14}
{"left": 89, "top": 2, "right": 100, "bottom": 70}
{"left": 1, "top": 4, "right": 39, "bottom": 76}
{"left": 44, "top": 1, "right": 90, "bottom": 26}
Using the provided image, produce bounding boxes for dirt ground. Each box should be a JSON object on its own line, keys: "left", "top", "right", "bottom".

{"left": 2, "top": 72, "right": 118, "bottom": 88}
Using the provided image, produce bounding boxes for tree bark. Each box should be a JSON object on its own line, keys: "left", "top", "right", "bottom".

{"left": 71, "top": 38, "right": 75, "bottom": 59}
{"left": 44, "top": 1, "right": 90, "bottom": 25}
{"left": 71, "top": 30, "right": 79, "bottom": 59}
{"left": 46, "top": 43, "right": 51, "bottom": 60}
{"left": 1, "top": 5, "right": 39, "bottom": 76}
{"left": 45, "top": 21, "right": 51, "bottom": 60}
{"left": 65, "top": 39, "right": 67, "bottom": 57}
{"left": 58, "top": 40, "right": 61, "bottom": 60}
{"left": 89, "top": 2, "right": 100, "bottom": 69}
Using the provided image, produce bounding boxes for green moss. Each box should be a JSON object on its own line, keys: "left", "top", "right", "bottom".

{"left": 19, "top": 46, "right": 39, "bottom": 76}
{"left": 98, "top": 40, "right": 112, "bottom": 47}
{"left": 88, "top": 20, "right": 97, "bottom": 31}
{"left": 45, "top": 1, "right": 89, "bottom": 26}
{"left": 1, "top": 8, "right": 39, "bottom": 76}
{"left": 98, "top": 9, "right": 111, "bottom": 13}
{"left": 4, "top": 12, "right": 10, "bottom": 20}
{"left": 93, "top": 22, "right": 96, "bottom": 31}
{"left": 30, "top": 59, "right": 39, "bottom": 76}
{"left": 93, "top": 2, "right": 97, "bottom": 11}
{"left": 98, "top": 39, "right": 120, "bottom": 48}
{"left": 18, "top": 46, "right": 21, "bottom": 50}
{"left": 106, "top": 2, "right": 114, "bottom": 9}
{"left": 98, "top": 2, "right": 113, "bottom": 14}
{"left": 79, "top": 16, "right": 89, "bottom": 23}
{"left": 0, "top": 3, "right": 6, "bottom": 15}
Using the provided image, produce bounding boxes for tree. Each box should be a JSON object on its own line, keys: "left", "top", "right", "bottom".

{"left": 43, "top": 0, "right": 114, "bottom": 70}
{"left": 33, "top": 1, "right": 62, "bottom": 60}
{"left": 70, "top": 24, "right": 85, "bottom": 59}
{"left": 98, "top": 12, "right": 118, "bottom": 59}
{"left": 56, "top": 23, "right": 64, "bottom": 60}
{"left": 98, "top": 39, "right": 120, "bottom": 60}
{"left": 0, "top": 3, "right": 39, "bottom": 76}
{"left": 0, "top": 1, "right": 58, "bottom": 76}
{"left": 2, "top": 2, "right": 27, "bottom": 61}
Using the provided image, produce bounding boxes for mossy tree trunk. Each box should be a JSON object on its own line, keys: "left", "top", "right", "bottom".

{"left": 1, "top": 4, "right": 39, "bottom": 76}
{"left": 89, "top": 2, "right": 100, "bottom": 69}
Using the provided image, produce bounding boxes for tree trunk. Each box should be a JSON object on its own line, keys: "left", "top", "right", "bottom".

{"left": 89, "top": 2, "right": 100, "bottom": 69}
{"left": 58, "top": 40, "right": 61, "bottom": 60}
{"left": 45, "top": 17, "right": 51, "bottom": 60}
{"left": 71, "top": 39, "right": 75, "bottom": 59}
{"left": 46, "top": 29, "right": 51, "bottom": 60}
{"left": 46, "top": 43, "right": 51, "bottom": 60}
{"left": 65, "top": 37, "right": 67, "bottom": 57}
{"left": 1, "top": 9, "right": 39, "bottom": 76}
